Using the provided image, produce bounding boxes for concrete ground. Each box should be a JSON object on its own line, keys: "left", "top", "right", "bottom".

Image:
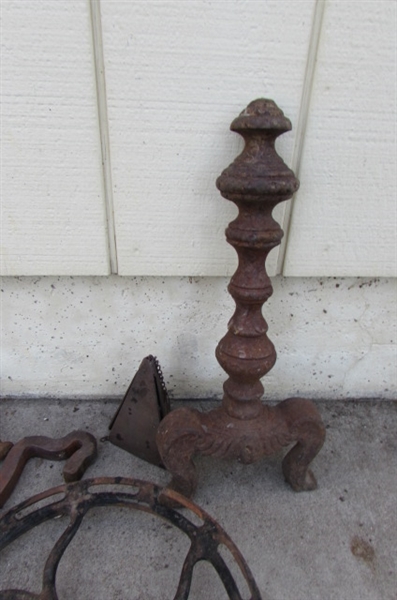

{"left": 0, "top": 398, "right": 396, "bottom": 600}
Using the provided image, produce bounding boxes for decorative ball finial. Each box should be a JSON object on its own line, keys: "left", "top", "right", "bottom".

{"left": 216, "top": 99, "right": 299, "bottom": 199}
{"left": 230, "top": 98, "right": 292, "bottom": 131}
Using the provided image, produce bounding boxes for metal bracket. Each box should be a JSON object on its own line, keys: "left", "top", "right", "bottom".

{"left": 0, "top": 431, "right": 97, "bottom": 508}
{"left": 109, "top": 355, "right": 170, "bottom": 466}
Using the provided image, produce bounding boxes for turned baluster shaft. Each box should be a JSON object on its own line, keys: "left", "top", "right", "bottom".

{"left": 156, "top": 99, "right": 325, "bottom": 499}
{"left": 215, "top": 99, "right": 299, "bottom": 420}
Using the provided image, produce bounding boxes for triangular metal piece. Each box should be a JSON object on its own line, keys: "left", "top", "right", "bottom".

{"left": 109, "top": 355, "right": 170, "bottom": 466}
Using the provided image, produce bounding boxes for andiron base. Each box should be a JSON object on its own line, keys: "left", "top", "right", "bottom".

{"left": 157, "top": 99, "right": 325, "bottom": 498}
{"left": 157, "top": 399, "right": 325, "bottom": 498}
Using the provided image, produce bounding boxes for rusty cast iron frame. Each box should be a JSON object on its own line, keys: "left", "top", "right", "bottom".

{"left": 157, "top": 99, "right": 325, "bottom": 499}
{"left": 0, "top": 477, "right": 262, "bottom": 600}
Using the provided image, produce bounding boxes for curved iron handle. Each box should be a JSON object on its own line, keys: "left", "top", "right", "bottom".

{"left": 0, "top": 431, "right": 97, "bottom": 508}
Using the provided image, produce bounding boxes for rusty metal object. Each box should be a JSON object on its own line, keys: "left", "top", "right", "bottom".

{"left": 0, "top": 431, "right": 97, "bottom": 508}
{"left": 157, "top": 99, "right": 325, "bottom": 498}
{"left": 0, "top": 477, "right": 263, "bottom": 600}
{"left": 0, "top": 442, "right": 13, "bottom": 461}
{"left": 109, "top": 355, "right": 170, "bottom": 466}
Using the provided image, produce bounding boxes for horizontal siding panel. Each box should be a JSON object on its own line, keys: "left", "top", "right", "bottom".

{"left": 1, "top": 0, "right": 110, "bottom": 276}
{"left": 283, "top": 0, "right": 397, "bottom": 277}
{"left": 101, "top": 0, "right": 316, "bottom": 276}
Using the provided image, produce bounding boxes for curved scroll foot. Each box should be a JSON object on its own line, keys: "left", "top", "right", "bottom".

{"left": 156, "top": 408, "right": 201, "bottom": 500}
{"left": 278, "top": 398, "right": 326, "bottom": 492}
{"left": 157, "top": 399, "right": 325, "bottom": 499}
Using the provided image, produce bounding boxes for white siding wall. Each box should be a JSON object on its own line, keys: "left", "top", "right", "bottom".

{"left": 100, "top": 0, "right": 315, "bottom": 276}
{"left": 1, "top": 0, "right": 109, "bottom": 275}
{"left": 284, "top": 0, "right": 397, "bottom": 276}
{"left": 1, "top": 0, "right": 395, "bottom": 277}
{"left": 1, "top": 1, "right": 396, "bottom": 401}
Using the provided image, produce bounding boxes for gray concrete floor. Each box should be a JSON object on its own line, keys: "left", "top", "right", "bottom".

{"left": 0, "top": 398, "right": 396, "bottom": 600}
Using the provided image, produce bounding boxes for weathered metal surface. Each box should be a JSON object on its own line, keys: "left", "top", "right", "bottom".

{"left": 157, "top": 99, "right": 325, "bottom": 498}
{"left": 0, "top": 442, "right": 13, "bottom": 461}
{"left": 0, "top": 477, "right": 262, "bottom": 600}
{"left": 0, "top": 431, "right": 97, "bottom": 508}
{"left": 109, "top": 355, "right": 170, "bottom": 466}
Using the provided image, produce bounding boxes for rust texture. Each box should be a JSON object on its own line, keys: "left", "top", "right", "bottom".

{"left": 0, "top": 477, "right": 262, "bottom": 600}
{"left": 0, "top": 442, "right": 13, "bottom": 461}
{"left": 109, "top": 355, "right": 170, "bottom": 466}
{"left": 157, "top": 99, "right": 325, "bottom": 498}
{"left": 0, "top": 431, "right": 97, "bottom": 508}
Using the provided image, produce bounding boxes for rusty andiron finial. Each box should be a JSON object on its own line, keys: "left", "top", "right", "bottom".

{"left": 157, "top": 99, "right": 325, "bottom": 499}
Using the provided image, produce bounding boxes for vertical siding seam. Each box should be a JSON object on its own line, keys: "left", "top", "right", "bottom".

{"left": 89, "top": 0, "right": 118, "bottom": 274}
{"left": 277, "top": 0, "right": 327, "bottom": 275}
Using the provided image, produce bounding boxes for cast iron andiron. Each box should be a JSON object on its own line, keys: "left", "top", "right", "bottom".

{"left": 157, "top": 99, "right": 325, "bottom": 499}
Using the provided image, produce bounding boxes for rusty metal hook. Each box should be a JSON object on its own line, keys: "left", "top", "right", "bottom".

{"left": 0, "top": 431, "right": 97, "bottom": 508}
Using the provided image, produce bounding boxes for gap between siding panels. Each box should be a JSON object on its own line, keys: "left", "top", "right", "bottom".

{"left": 277, "top": 0, "right": 326, "bottom": 274}
{"left": 89, "top": 0, "right": 325, "bottom": 277}
{"left": 90, "top": 0, "right": 118, "bottom": 274}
